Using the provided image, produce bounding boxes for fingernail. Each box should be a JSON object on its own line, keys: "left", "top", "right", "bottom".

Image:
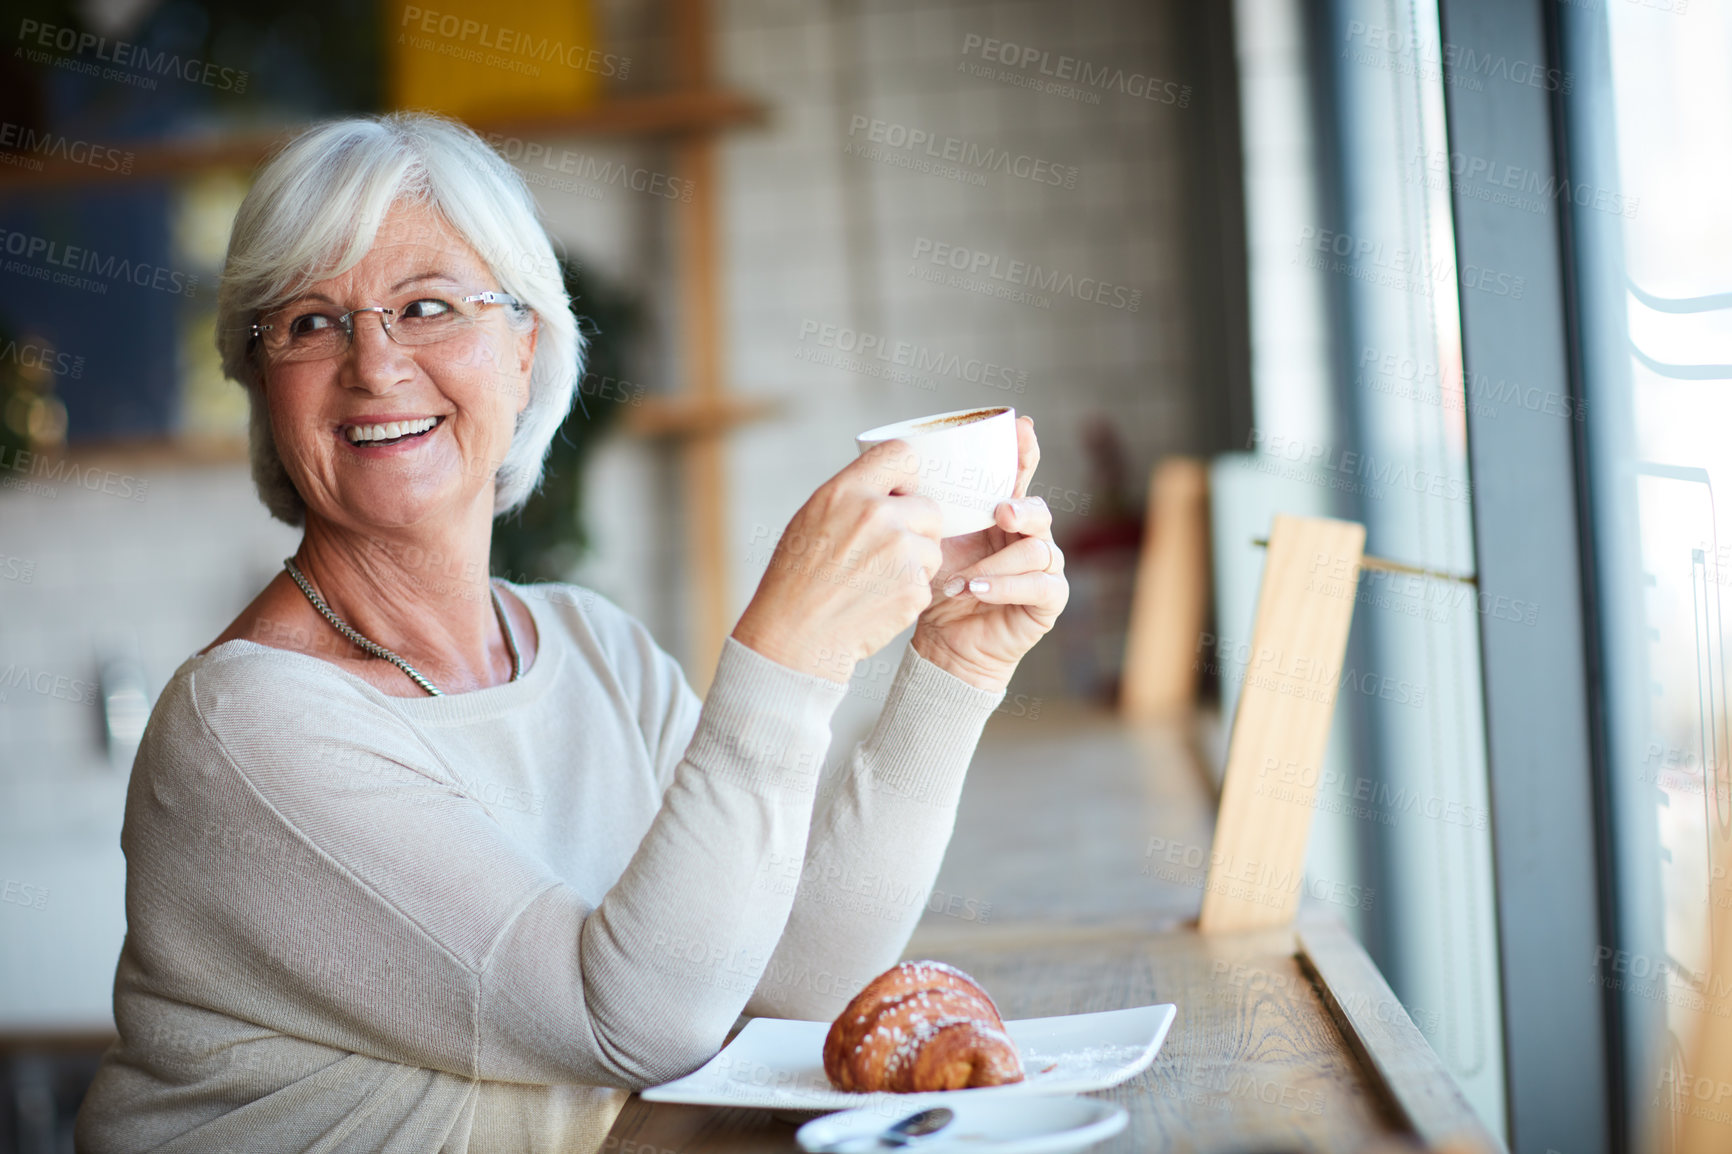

{"left": 944, "top": 577, "right": 966, "bottom": 597}
{"left": 968, "top": 578, "right": 990, "bottom": 594}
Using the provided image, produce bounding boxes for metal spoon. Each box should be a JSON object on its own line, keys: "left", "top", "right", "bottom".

{"left": 815, "top": 1105, "right": 956, "bottom": 1152}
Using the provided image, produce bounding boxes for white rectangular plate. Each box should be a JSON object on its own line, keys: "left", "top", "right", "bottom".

{"left": 640, "top": 1004, "right": 1176, "bottom": 1111}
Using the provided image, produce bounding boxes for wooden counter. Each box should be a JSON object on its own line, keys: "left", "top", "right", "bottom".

{"left": 603, "top": 704, "right": 1503, "bottom": 1153}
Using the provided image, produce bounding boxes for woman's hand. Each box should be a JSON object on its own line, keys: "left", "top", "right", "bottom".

{"left": 733, "top": 441, "right": 945, "bottom": 683}
{"left": 911, "top": 416, "right": 1068, "bottom": 691}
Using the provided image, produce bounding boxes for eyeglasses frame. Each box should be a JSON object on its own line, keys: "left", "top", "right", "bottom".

{"left": 248, "top": 290, "right": 526, "bottom": 363}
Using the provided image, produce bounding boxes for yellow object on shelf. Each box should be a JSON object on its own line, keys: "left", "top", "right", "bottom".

{"left": 386, "top": 1, "right": 618, "bottom": 121}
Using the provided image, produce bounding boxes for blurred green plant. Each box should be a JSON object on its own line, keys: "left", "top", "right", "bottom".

{"left": 490, "top": 258, "right": 641, "bottom": 584}
{"left": 0, "top": 318, "right": 70, "bottom": 465}
{"left": 0, "top": 319, "right": 26, "bottom": 470}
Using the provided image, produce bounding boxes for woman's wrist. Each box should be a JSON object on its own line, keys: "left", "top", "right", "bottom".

{"left": 731, "top": 615, "right": 852, "bottom": 684}
{"left": 909, "top": 626, "right": 1015, "bottom": 693}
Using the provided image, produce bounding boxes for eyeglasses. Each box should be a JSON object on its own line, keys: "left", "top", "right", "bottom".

{"left": 249, "top": 290, "right": 525, "bottom": 365}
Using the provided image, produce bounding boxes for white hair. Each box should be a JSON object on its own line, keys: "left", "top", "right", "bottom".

{"left": 215, "top": 111, "right": 583, "bottom": 526}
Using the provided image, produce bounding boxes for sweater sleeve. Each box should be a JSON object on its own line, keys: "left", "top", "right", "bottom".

{"left": 742, "top": 642, "right": 1005, "bottom": 1020}
{"left": 128, "top": 637, "right": 845, "bottom": 1092}
{"left": 561, "top": 594, "right": 1004, "bottom": 1019}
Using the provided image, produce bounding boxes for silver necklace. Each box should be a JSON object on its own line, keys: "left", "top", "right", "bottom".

{"left": 282, "top": 557, "right": 522, "bottom": 697}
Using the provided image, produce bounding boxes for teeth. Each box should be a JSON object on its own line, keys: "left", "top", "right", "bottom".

{"left": 345, "top": 417, "right": 438, "bottom": 444}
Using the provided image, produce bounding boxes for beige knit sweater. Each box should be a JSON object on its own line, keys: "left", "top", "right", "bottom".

{"left": 74, "top": 582, "right": 1004, "bottom": 1153}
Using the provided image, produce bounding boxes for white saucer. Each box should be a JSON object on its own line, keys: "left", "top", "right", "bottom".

{"left": 642, "top": 1004, "right": 1176, "bottom": 1111}
{"left": 795, "top": 1094, "right": 1128, "bottom": 1154}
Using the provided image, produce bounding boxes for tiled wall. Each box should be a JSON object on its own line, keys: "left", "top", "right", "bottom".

{"left": 0, "top": 464, "right": 300, "bottom": 1026}
{"left": 581, "top": 0, "right": 1204, "bottom": 705}
{"left": 0, "top": 0, "right": 1207, "bottom": 1028}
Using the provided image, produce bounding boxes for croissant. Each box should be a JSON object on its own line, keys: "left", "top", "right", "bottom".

{"left": 823, "top": 960, "right": 1025, "bottom": 1092}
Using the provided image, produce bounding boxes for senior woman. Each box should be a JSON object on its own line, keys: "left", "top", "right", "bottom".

{"left": 75, "top": 112, "right": 1067, "bottom": 1153}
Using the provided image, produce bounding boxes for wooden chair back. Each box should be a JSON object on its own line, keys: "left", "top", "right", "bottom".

{"left": 1199, "top": 514, "right": 1366, "bottom": 932}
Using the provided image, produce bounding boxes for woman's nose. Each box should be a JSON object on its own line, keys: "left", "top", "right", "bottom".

{"left": 343, "top": 310, "right": 415, "bottom": 389}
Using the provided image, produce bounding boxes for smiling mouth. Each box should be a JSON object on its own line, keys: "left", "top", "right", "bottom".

{"left": 343, "top": 416, "right": 443, "bottom": 447}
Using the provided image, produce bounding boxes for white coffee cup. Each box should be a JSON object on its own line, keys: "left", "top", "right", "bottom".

{"left": 855, "top": 407, "right": 1019, "bottom": 537}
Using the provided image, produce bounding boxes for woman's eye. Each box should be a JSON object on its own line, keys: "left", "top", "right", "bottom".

{"left": 288, "top": 312, "right": 335, "bottom": 336}
{"left": 400, "top": 298, "right": 455, "bottom": 320}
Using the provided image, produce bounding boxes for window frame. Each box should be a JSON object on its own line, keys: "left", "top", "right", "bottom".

{"left": 1428, "top": 0, "right": 1620, "bottom": 1148}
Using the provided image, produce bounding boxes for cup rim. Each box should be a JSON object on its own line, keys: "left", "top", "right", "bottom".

{"left": 855, "top": 406, "right": 1014, "bottom": 444}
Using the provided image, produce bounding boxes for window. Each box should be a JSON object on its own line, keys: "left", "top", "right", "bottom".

{"left": 1560, "top": 0, "right": 1732, "bottom": 1145}
{"left": 1232, "top": 0, "right": 1504, "bottom": 1133}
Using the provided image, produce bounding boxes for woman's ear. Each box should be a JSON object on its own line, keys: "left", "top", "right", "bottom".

{"left": 514, "top": 318, "right": 539, "bottom": 413}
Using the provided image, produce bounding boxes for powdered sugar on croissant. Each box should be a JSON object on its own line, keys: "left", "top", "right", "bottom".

{"left": 823, "top": 960, "right": 1025, "bottom": 1092}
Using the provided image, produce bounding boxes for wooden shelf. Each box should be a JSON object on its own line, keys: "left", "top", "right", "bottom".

{"left": 624, "top": 394, "right": 780, "bottom": 438}
{"left": 0, "top": 89, "right": 768, "bottom": 192}
{"left": 39, "top": 395, "right": 781, "bottom": 464}
{"left": 0, "top": 1028, "right": 117, "bottom": 1055}
{"left": 27, "top": 395, "right": 780, "bottom": 466}
{"left": 32, "top": 434, "right": 250, "bottom": 469}
{"left": 473, "top": 88, "right": 767, "bottom": 141}
{"left": 37, "top": 393, "right": 782, "bottom": 464}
